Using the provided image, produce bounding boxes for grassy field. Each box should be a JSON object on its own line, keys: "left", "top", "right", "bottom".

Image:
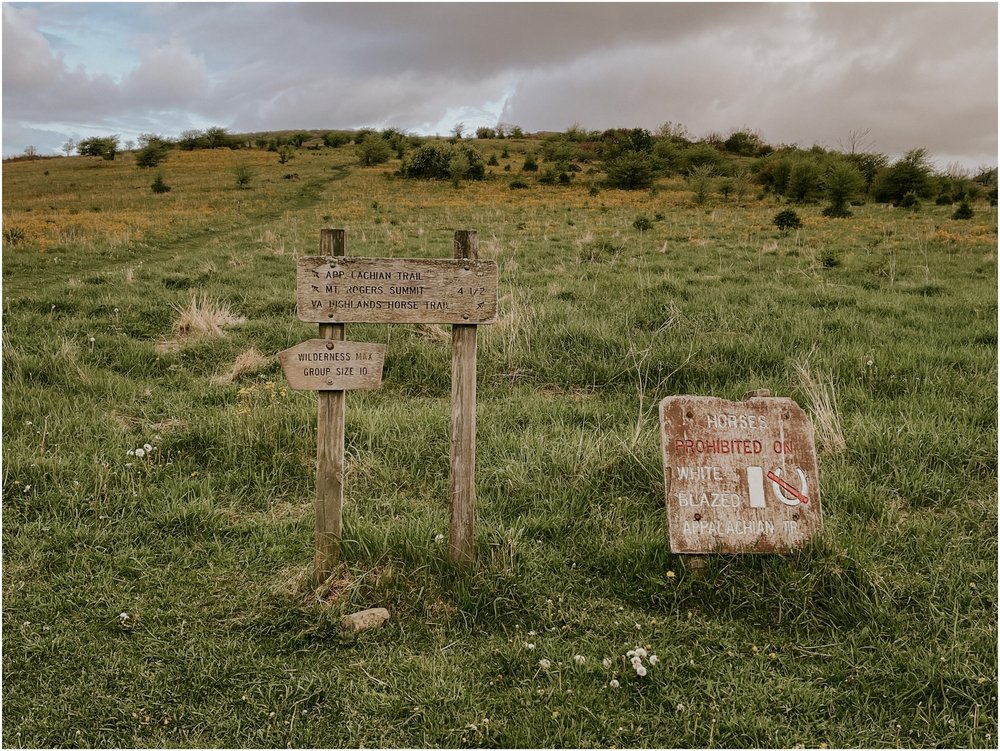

{"left": 2, "top": 139, "right": 997, "bottom": 748}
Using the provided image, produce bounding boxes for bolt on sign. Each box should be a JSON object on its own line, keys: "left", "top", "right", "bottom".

{"left": 297, "top": 257, "right": 499, "bottom": 324}
{"left": 659, "top": 394, "right": 823, "bottom": 554}
{"left": 277, "top": 339, "right": 385, "bottom": 391}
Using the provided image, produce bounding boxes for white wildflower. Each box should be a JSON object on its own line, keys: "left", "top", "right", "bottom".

{"left": 635, "top": 665, "right": 647, "bottom": 677}
{"left": 526, "top": 643, "right": 535, "bottom": 650}
{"left": 602, "top": 658, "right": 612, "bottom": 669}
{"left": 127, "top": 449, "right": 135, "bottom": 456}
{"left": 573, "top": 655, "right": 586, "bottom": 666}
{"left": 609, "top": 679, "right": 620, "bottom": 689}
{"left": 539, "top": 659, "right": 551, "bottom": 670}
{"left": 634, "top": 647, "right": 648, "bottom": 658}
{"left": 134, "top": 448, "right": 145, "bottom": 458}
{"left": 648, "top": 655, "right": 659, "bottom": 665}
{"left": 144, "top": 444, "right": 153, "bottom": 452}
{"left": 434, "top": 533, "right": 445, "bottom": 544}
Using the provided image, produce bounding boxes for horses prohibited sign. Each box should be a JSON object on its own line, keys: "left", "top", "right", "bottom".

{"left": 659, "top": 394, "right": 823, "bottom": 554}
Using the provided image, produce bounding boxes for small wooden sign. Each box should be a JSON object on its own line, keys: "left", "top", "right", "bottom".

{"left": 297, "top": 257, "right": 499, "bottom": 325}
{"left": 659, "top": 394, "right": 822, "bottom": 554}
{"left": 277, "top": 339, "right": 385, "bottom": 391}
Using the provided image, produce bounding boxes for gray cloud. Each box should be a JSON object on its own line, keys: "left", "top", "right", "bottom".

{"left": 3, "top": 2, "right": 996, "bottom": 168}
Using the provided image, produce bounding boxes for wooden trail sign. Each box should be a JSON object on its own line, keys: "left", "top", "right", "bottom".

{"left": 659, "top": 393, "right": 822, "bottom": 554}
{"left": 297, "top": 229, "right": 496, "bottom": 583}
{"left": 297, "top": 256, "right": 498, "bottom": 324}
{"left": 277, "top": 339, "right": 385, "bottom": 391}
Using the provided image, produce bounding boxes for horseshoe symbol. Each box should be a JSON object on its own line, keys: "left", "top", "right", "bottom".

{"left": 767, "top": 467, "right": 809, "bottom": 506}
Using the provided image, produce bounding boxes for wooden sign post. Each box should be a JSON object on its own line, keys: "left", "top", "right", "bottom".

{"left": 294, "top": 229, "right": 497, "bottom": 578}
{"left": 659, "top": 392, "right": 822, "bottom": 555}
{"left": 449, "top": 230, "right": 478, "bottom": 566}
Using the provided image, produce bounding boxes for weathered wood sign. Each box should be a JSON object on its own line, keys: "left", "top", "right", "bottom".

{"left": 277, "top": 339, "right": 385, "bottom": 391}
{"left": 659, "top": 394, "right": 822, "bottom": 554}
{"left": 296, "top": 257, "right": 499, "bottom": 324}
{"left": 289, "top": 230, "right": 495, "bottom": 584}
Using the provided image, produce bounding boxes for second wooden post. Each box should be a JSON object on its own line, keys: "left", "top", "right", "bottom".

{"left": 315, "top": 228, "right": 346, "bottom": 585}
{"left": 449, "top": 230, "right": 478, "bottom": 566}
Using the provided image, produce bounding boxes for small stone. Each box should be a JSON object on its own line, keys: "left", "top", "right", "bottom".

{"left": 340, "top": 607, "right": 390, "bottom": 632}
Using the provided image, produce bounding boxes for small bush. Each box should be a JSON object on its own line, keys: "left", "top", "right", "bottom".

{"left": 135, "top": 139, "right": 170, "bottom": 168}
{"left": 151, "top": 174, "right": 171, "bottom": 194}
{"left": 819, "top": 249, "right": 841, "bottom": 268}
{"left": 773, "top": 208, "right": 802, "bottom": 232}
{"left": 952, "top": 200, "right": 974, "bottom": 220}
{"left": 233, "top": 164, "right": 254, "bottom": 189}
{"left": 897, "top": 191, "right": 921, "bottom": 210}
{"left": 509, "top": 179, "right": 529, "bottom": 190}
{"left": 522, "top": 153, "right": 538, "bottom": 172}
{"left": 358, "top": 134, "right": 392, "bottom": 167}
{"left": 633, "top": 215, "right": 654, "bottom": 232}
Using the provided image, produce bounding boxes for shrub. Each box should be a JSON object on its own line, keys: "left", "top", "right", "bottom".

{"left": 78, "top": 136, "right": 119, "bottom": 160}
{"left": 788, "top": 159, "right": 823, "bottom": 202}
{"left": 233, "top": 164, "right": 254, "bottom": 189}
{"left": 151, "top": 174, "right": 171, "bottom": 194}
{"left": 773, "top": 209, "right": 802, "bottom": 232}
{"left": 605, "top": 152, "right": 655, "bottom": 190}
{"left": 401, "top": 142, "right": 485, "bottom": 181}
{"left": 873, "top": 148, "right": 934, "bottom": 205}
{"left": 487, "top": 154, "right": 499, "bottom": 166}
{"left": 522, "top": 153, "right": 539, "bottom": 172}
{"left": 323, "top": 131, "right": 352, "bottom": 148}
{"left": 358, "top": 134, "right": 392, "bottom": 167}
{"left": 633, "top": 215, "right": 654, "bottom": 232}
{"left": 952, "top": 200, "right": 974, "bottom": 220}
{"left": 509, "top": 179, "right": 529, "bottom": 190}
{"left": 135, "top": 138, "right": 170, "bottom": 168}
{"left": 822, "top": 161, "right": 864, "bottom": 217}
{"left": 897, "top": 191, "right": 921, "bottom": 210}
{"left": 687, "top": 164, "right": 715, "bottom": 204}
{"left": 277, "top": 146, "right": 295, "bottom": 165}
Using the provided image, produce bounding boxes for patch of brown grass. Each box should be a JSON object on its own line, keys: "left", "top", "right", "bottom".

{"left": 211, "top": 347, "right": 272, "bottom": 385}
{"left": 795, "top": 360, "right": 846, "bottom": 455}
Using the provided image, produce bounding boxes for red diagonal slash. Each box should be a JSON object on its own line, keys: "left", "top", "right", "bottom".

{"left": 766, "top": 470, "right": 809, "bottom": 505}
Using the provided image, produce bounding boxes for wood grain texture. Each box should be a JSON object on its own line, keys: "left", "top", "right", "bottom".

{"left": 314, "top": 229, "right": 346, "bottom": 585}
{"left": 278, "top": 339, "right": 384, "bottom": 391}
{"left": 297, "top": 256, "right": 498, "bottom": 324}
{"left": 449, "top": 231, "right": 478, "bottom": 566}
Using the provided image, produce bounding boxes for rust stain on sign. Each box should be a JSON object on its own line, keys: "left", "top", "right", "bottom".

{"left": 277, "top": 339, "right": 385, "bottom": 391}
{"left": 659, "top": 395, "right": 823, "bottom": 554}
{"left": 297, "top": 257, "right": 498, "bottom": 324}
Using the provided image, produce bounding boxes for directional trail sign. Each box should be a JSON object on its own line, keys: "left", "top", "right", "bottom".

{"left": 659, "top": 394, "right": 823, "bottom": 554}
{"left": 296, "top": 256, "right": 498, "bottom": 325}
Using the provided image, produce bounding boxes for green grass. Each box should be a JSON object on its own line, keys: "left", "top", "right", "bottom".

{"left": 3, "top": 143, "right": 997, "bottom": 748}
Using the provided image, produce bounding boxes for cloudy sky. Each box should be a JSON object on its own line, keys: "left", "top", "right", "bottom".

{"left": 3, "top": 2, "right": 997, "bottom": 169}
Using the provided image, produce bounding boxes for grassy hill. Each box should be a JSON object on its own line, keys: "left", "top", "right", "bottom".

{"left": 2, "top": 133, "right": 997, "bottom": 747}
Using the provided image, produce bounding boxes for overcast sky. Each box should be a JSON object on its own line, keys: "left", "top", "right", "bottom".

{"left": 3, "top": 2, "right": 997, "bottom": 169}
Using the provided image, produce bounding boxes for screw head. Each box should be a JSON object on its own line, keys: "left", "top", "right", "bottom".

{"left": 326, "top": 342, "right": 334, "bottom": 350}
{"left": 694, "top": 513, "right": 702, "bottom": 521}
{"left": 326, "top": 378, "right": 334, "bottom": 385}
